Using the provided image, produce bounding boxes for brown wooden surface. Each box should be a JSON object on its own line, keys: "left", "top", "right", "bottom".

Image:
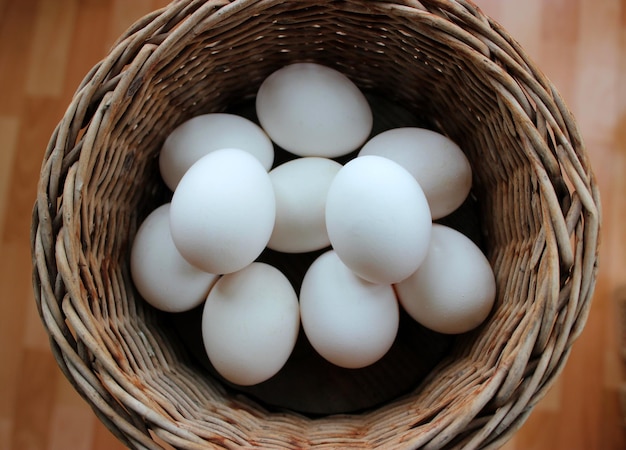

{"left": 1, "top": 0, "right": 625, "bottom": 448}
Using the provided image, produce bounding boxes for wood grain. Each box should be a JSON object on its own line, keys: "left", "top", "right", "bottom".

{"left": 1, "top": 0, "right": 625, "bottom": 448}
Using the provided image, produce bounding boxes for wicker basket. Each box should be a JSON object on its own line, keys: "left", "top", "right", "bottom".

{"left": 31, "top": 0, "right": 600, "bottom": 448}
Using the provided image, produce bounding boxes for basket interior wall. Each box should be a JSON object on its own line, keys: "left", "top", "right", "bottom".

{"left": 67, "top": 1, "right": 563, "bottom": 446}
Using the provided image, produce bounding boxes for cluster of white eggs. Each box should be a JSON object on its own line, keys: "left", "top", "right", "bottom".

{"left": 130, "top": 63, "right": 496, "bottom": 386}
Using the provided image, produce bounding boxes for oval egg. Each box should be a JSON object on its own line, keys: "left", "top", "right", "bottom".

{"left": 202, "top": 262, "right": 300, "bottom": 386}
{"left": 358, "top": 127, "right": 472, "bottom": 219}
{"left": 170, "top": 148, "right": 276, "bottom": 274}
{"left": 325, "top": 155, "right": 432, "bottom": 284}
{"left": 299, "top": 250, "right": 399, "bottom": 369}
{"left": 268, "top": 157, "right": 342, "bottom": 253}
{"left": 256, "top": 62, "right": 373, "bottom": 158}
{"left": 159, "top": 113, "right": 274, "bottom": 190}
{"left": 130, "top": 204, "right": 219, "bottom": 313}
{"left": 395, "top": 224, "right": 496, "bottom": 334}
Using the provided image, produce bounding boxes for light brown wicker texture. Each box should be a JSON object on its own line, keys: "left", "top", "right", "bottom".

{"left": 31, "top": 0, "right": 600, "bottom": 448}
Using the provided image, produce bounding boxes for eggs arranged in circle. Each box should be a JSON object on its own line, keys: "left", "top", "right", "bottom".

{"left": 130, "top": 62, "right": 496, "bottom": 385}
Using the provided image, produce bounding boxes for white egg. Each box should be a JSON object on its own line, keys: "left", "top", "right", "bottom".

{"left": 299, "top": 250, "right": 399, "bottom": 369}
{"left": 159, "top": 113, "right": 274, "bottom": 191}
{"left": 395, "top": 224, "right": 496, "bottom": 334}
{"left": 130, "top": 204, "right": 219, "bottom": 313}
{"left": 202, "top": 262, "right": 300, "bottom": 386}
{"left": 325, "top": 155, "right": 432, "bottom": 284}
{"left": 268, "top": 157, "right": 342, "bottom": 253}
{"left": 169, "top": 148, "right": 276, "bottom": 274}
{"left": 256, "top": 63, "right": 373, "bottom": 158}
{"left": 358, "top": 127, "right": 472, "bottom": 219}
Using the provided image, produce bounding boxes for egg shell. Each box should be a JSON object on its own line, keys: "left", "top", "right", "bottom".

{"left": 394, "top": 224, "right": 496, "bottom": 334}
{"left": 202, "top": 262, "right": 300, "bottom": 386}
{"left": 268, "top": 157, "right": 342, "bottom": 253}
{"left": 159, "top": 113, "right": 274, "bottom": 191}
{"left": 169, "top": 148, "right": 276, "bottom": 274}
{"left": 130, "top": 204, "right": 219, "bottom": 313}
{"left": 358, "top": 127, "right": 472, "bottom": 219}
{"left": 325, "top": 155, "right": 432, "bottom": 284}
{"left": 299, "top": 250, "right": 399, "bottom": 369}
{"left": 255, "top": 62, "right": 373, "bottom": 158}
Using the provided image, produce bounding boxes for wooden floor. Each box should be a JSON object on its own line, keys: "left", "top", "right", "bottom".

{"left": 1, "top": 0, "right": 625, "bottom": 448}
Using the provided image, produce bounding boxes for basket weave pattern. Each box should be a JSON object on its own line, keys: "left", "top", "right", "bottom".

{"left": 32, "top": 0, "right": 600, "bottom": 448}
